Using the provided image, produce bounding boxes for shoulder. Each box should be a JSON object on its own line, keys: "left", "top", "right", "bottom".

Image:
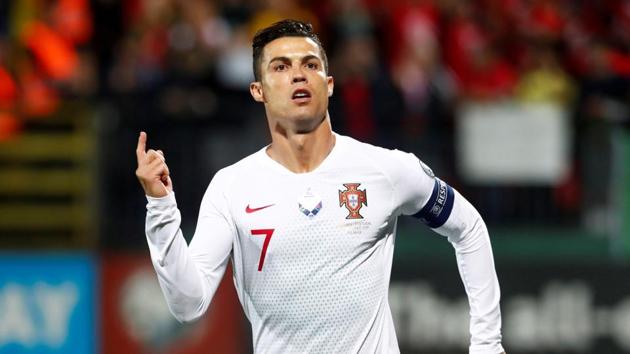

{"left": 335, "top": 134, "right": 436, "bottom": 214}
{"left": 208, "top": 147, "right": 266, "bottom": 188}
{"left": 337, "top": 134, "right": 425, "bottom": 175}
{"left": 200, "top": 148, "right": 265, "bottom": 211}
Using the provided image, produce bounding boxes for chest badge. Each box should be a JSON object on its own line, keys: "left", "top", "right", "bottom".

{"left": 339, "top": 183, "right": 367, "bottom": 219}
{"left": 298, "top": 188, "right": 323, "bottom": 218}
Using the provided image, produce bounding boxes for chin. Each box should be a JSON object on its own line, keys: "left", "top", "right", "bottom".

{"left": 293, "top": 119, "right": 319, "bottom": 134}
{"left": 292, "top": 113, "right": 326, "bottom": 134}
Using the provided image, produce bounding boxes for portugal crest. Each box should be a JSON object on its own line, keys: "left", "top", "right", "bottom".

{"left": 338, "top": 183, "right": 367, "bottom": 219}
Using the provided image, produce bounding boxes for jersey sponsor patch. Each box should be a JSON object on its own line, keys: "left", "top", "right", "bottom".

{"left": 412, "top": 178, "right": 454, "bottom": 228}
{"left": 338, "top": 183, "right": 367, "bottom": 219}
{"left": 299, "top": 201, "right": 322, "bottom": 217}
{"left": 298, "top": 188, "right": 323, "bottom": 218}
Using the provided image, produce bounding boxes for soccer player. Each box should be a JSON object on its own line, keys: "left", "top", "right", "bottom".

{"left": 136, "top": 20, "right": 506, "bottom": 354}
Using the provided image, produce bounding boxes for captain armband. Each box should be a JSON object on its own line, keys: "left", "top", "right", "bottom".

{"left": 412, "top": 178, "right": 455, "bottom": 228}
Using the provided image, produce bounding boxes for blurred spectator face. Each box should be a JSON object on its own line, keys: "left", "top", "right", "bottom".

{"left": 341, "top": 36, "right": 376, "bottom": 75}
{"left": 142, "top": 0, "right": 173, "bottom": 25}
{"left": 470, "top": 44, "right": 492, "bottom": 70}
{"left": 587, "top": 43, "right": 614, "bottom": 77}
{"left": 250, "top": 37, "right": 333, "bottom": 133}
{"left": 453, "top": 0, "right": 474, "bottom": 19}
{"left": 266, "top": 0, "right": 299, "bottom": 13}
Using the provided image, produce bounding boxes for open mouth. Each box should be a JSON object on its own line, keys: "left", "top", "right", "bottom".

{"left": 292, "top": 89, "right": 312, "bottom": 102}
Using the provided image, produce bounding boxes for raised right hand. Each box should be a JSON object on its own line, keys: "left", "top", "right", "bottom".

{"left": 135, "top": 131, "right": 172, "bottom": 198}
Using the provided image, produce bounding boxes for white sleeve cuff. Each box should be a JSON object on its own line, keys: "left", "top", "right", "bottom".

{"left": 470, "top": 343, "right": 505, "bottom": 354}
{"left": 146, "top": 192, "right": 176, "bottom": 208}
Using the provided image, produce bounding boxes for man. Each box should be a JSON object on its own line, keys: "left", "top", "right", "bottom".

{"left": 136, "top": 20, "right": 505, "bottom": 354}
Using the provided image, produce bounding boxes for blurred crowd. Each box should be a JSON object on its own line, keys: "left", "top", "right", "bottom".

{"left": 0, "top": 0, "right": 628, "bottom": 234}
{"left": 2, "top": 0, "right": 628, "bottom": 136}
{"left": 0, "top": 0, "right": 95, "bottom": 139}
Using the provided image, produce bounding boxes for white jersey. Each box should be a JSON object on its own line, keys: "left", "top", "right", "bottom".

{"left": 145, "top": 134, "right": 504, "bottom": 354}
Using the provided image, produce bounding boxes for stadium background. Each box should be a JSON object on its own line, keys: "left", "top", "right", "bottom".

{"left": 0, "top": 0, "right": 628, "bottom": 353}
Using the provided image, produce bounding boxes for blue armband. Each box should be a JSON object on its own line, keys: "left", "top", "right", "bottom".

{"left": 412, "top": 178, "right": 454, "bottom": 228}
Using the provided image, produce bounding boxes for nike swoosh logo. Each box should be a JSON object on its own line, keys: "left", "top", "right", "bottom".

{"left": 246, "top": 204, "right": 275, "bottom": 214}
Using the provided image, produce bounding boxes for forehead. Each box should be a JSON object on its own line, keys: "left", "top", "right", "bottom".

{"left": 262, "top": 36, "right": 323, "bottom": 62}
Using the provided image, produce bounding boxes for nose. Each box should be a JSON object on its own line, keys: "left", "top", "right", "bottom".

{"left": 292, "top": 67, "right": 307, "bottom": 84}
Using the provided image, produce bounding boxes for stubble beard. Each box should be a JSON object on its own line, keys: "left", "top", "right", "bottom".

{"left": 293, "top": 112, "right": 326, "bottom": 134}
{"left": 270, "top": 103, "right": 327, "bottom": 135}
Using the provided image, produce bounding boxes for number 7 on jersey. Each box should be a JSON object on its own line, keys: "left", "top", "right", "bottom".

{"left": 251, "top": 229, "right": 275, "bottom": 271}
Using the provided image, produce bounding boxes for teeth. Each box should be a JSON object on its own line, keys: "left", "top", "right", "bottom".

{"left": 294, "top": 92, "right": 309, "bottom": 98}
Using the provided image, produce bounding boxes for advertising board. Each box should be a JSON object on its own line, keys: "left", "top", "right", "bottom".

{"left": 391, "top": 263, "right": 630, "bottom": 354}
{"left": 101, "top": 253, "right": 246, "bottom": 354}
{"left": 0, "top": 253, "right": 96, "bottom": 354}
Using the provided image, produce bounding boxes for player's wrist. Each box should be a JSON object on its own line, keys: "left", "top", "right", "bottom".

{"left": 146, "top": 191, "right": 176, "bottom": 207}
{"left": 468, "top": 343, "right": 505, "bottom": 354}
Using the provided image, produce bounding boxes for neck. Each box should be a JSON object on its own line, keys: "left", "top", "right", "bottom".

{"left": 266, "top": 114, "right": 335, "bottom": 173}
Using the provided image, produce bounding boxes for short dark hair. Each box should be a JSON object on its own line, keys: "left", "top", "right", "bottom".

{"left": 252, "top": 19, "right": 328, "bottom": 82}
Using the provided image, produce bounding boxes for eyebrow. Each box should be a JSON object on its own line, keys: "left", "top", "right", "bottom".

{"left": 268, "top": 55, "right": 322, "bottom": 67}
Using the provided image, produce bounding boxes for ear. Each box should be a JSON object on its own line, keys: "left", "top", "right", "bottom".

{"left": 250, "top": 81, "right": 265, "bottom": 102}
{"left": 327, "top": 76, "right": 334, "bottom": 97}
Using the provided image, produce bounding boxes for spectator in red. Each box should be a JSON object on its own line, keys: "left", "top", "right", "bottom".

{"left": 329, "top": 32, "right": 403, "bottom": 147}
{"left": 443, "top": 1, "right": 483, "bottom": 80}
{"left": 386, "top": 0, "right": 440, "bottom": 71}
{"left": 385, "top": 0, "right": 456, "bottom": 142}
{"left": 460, "top": 41, "right": 518, "bottom": 100}
{"left": 522, "top": 0, "right": 567, "bottom": 41}
{"left": 0, "top": 63, "right": 21, "bottom": 140}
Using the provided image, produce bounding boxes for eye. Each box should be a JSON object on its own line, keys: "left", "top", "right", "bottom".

{"left": 306, "top": 62, "right": 318, "bottom": 70}
{"left": 274, "top": 64, "right": 287, "bottom": 71}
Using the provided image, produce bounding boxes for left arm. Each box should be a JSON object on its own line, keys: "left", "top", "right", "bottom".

{"left": 384, "top": 151, "right": 504, "bottom": 354}
{"left": 417, "top": 181, "right": 504, "bottom": 354}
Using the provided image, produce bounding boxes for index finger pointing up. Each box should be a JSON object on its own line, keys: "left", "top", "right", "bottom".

{"left": 136, "top": 131, "right": 147, "bottom": 161}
